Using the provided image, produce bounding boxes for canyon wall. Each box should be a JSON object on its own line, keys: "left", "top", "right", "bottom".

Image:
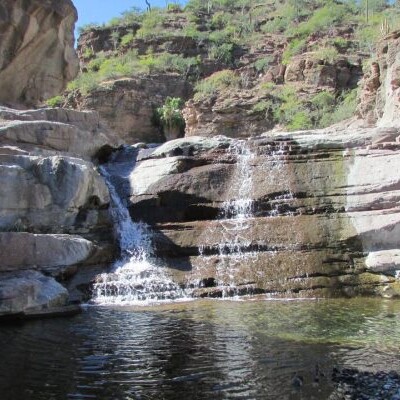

{"left": 0, "top": 0, "right": 79, "bottom": 107}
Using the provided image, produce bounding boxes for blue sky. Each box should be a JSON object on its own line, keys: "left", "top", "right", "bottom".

{"left": 73, "top": 0, "right": 188, "bottom": 32}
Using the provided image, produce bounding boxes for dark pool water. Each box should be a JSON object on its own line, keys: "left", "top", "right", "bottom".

{"left": 1, "top": 298, "right": 400, "bottom": 400}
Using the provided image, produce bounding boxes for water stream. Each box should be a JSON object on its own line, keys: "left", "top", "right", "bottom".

{"left": 93, "top": 147, "right": 187, "bottom": 305}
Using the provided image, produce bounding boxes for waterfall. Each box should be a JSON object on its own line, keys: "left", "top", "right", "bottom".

{"left": 93, "top": 147, "right": 187, "bottom": 305}
{"left": 198, "top": 138, "right": 293, "bottom": 296}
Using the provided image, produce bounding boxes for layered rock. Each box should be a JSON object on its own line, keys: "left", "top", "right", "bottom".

{"left": 183, "top": 53, "right": 363, "bottom": 138}
{"left": 0, "top": 107, "right": 118, "bottom": 317}
{"left": 0, "top": 0, "right": 79, "bottom": 107}
{"left": 116, "top": 129, "right": 400, "bottom": 299}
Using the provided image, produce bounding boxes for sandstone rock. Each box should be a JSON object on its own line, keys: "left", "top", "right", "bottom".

{"left": 183, "top": 91, "right": 276, "bottom": 138}
{"left": 0, "top": 270, "right": 68, "bottom": 316}
{"left": 0, "top": 0, "right": 79, "bottom": 106}
{"left": 0, "top": 233, "right": 94, "bottom": 272}
{"left": 121, "top": 127, "right": 400, "bottom": 298}
{"left": 284, "top": 55, "right": 361, "bottom": 89}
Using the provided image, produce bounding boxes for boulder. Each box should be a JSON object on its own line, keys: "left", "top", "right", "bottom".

{"left": 0, "top": 154, "right": 109, "bottom": 232}
{"left": 0, "top": 109, "right": 119, "bottom": 160}
{"left": 0, "top": 270, "right": 68, "bottom": 316}
{"left": 0, "top": 233, "right": 94, "bottom": 272}
{"left": 366, "top": 250, "right": 400, "bottom": 276}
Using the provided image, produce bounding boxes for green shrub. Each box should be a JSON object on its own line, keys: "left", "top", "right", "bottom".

{"left": 45, "top": 96, "right": 64, "bottom": 108}
{"left": 209, "top": 28, "right": 235, "bottom": 45}
{"left": 311, "top": 91, "right": 335, "bottom": 111}
{"left": 208, "top": 43, "right": 234, "bottom": 64}
{"left": 282, "top": 38, "right": 307, "bottom": 65}
{"left": 87, "top": 54, "right": 107, "bottom": 72}
{"left": 287, "top": 111, "right": 313, "bottom": 131}
{"left": 194, "top": 70, "right": 240, "bottom": 99}
{"left": 78, "top": 23, "right": 100, "bottom": 35}
{"left": 136, "top": 9, "right": 166, "bottom": 39}
{"left": 319, "top": 89, "right": 358, "bottom": 127}
{"left": 331, "top": 37, "right": 349, "bottom": 50}
{"left": 120, "top": 31, "right": 135, "bottom": 47}
{"left": 313, "top": 46, "right": 339, "bottom": 63}
{"left": 67, "top": 72, "right": 100, "bottom": 94}
{"left": 289, "top": 3, "right": 349, "bottom": 38}
{"left": 155, "top": 96, "right": 185, "bottom": 137}
{"left": 253, "top": 56, "right": 274, "bottom": 72}
{"left": 83, "top": 47, "right": 95, "bottom": 59}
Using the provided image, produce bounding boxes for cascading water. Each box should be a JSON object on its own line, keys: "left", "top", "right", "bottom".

{"left": 218, "top": 140, "right": 255, "bottom": 256}
{"left": 198, "top": 138, "right": 294, "bottom": 296}
{"left": 93, "top": 147, "right": 187, "bottom": 305}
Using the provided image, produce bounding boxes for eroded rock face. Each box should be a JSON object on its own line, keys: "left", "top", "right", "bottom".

{"left": 0, "top": 0, "right": 79, "bottom": 107}
{"left": 121, "top": 129, "right": 400, "bottom": 298}
{"left": 68, "top": 75, "right": 193, "bottom": 144}
{"left": 357, "top": 30, "right": 400, "bottom": 127}
{"left": 183, "top": 55, "right": 362, "bottom": 139}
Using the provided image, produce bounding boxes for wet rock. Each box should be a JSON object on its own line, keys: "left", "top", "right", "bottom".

{"left": 365, "top": 250, "right": 400, "bottom": 276}
{"left": 126, "top": 127, "right": 400, "bottom": 298}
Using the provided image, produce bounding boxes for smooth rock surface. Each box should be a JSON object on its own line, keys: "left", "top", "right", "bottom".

{"left": 0, "top": 233, "right": 94, "bottom": 272}
{"left": 0, "top": 154, "right": 109, "bottom": 232}
{"left": 0, "top": 270, "right": 68, "bottom": 316}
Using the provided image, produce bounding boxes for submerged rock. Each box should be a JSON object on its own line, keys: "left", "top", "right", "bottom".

{"left": 330, "top": 368, "right": 400, "bottom": 400}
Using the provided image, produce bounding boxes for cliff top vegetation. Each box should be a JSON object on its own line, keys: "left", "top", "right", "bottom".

{"left": 64, "top": 0, "right": 400, "bottom": 131}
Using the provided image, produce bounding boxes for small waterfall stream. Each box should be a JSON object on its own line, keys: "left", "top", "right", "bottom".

{"left": 198, "top": 138, "right": 293, "bottom": 296}
{"left": 93, "top": 147, "right": 187, "bottom": 305}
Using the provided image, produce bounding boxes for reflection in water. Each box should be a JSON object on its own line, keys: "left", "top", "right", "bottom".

{"left": 1, "top": 298, "right": 400, "bottom": 400}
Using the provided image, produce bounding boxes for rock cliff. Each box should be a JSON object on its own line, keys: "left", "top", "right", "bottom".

{"left": 0, "top": 0, "right": 79, "bottom": 107}
{"left": 0, "top": 106, "right": 119, "bottom": 317}
{"left": 357, "top": 31, "right": 400, "bottom": 128}
{"left": 2, "top": 0, "right": 400, "bottom": 316}
{"left": 0, "top": 0, "right": 120, "bottom": 318}
{"left": 117, "top": 126, "right": 400, "bottom": 298}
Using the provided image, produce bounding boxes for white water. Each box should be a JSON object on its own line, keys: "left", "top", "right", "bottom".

{"left": 93, "top": 152, "right": 187, "bottom": 305}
